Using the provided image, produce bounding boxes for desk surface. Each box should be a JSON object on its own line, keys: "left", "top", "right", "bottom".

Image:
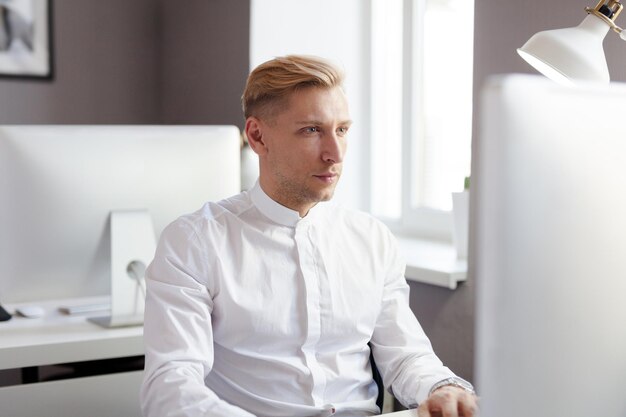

{"left": 0, "top": 296, "right": 143, "bottom": 370}
{"left": 384, "top": 410, "right": 418, "bottom": 416}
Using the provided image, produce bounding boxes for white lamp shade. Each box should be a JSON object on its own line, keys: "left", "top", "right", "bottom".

{"left": 517, "top": 14, "right": 611, "bottom": 84}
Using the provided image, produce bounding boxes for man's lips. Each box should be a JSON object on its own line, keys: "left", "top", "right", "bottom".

{"left": 313, "top": 172, "right": 339, "bottom": 183}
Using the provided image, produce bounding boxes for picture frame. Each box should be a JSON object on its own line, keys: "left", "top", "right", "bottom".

{"left": 0, "top": 0, "right": 53, "bottom": 80}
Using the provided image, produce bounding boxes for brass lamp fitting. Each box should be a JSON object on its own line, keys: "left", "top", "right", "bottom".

{"left": 586, "top": 0, "right": 625, "bottom": 34}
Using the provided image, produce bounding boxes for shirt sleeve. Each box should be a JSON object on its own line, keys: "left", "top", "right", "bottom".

{"left": 140, "top": 219, "right": 256, "bottom": 417}
{"left": 369, "top": 229, "right": 457, "bottom": 408}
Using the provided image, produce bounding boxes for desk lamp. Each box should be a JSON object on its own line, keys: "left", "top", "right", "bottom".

{"left": 517, "top": 0, "right": 626, "bottom": 83}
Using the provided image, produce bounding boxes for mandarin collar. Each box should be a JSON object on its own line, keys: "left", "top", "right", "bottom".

{"left": 249, "top": 181, "right": 325, "bottom": 228}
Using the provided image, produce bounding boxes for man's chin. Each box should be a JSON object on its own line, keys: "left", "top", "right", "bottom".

{"left": 314, "top": 187, "right": 337, "bottom": 203}
{"left": 302, "top": 180, "right": 340, "bottom": 204}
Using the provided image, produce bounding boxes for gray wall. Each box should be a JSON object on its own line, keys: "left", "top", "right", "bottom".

{"left": 0, "top": 0, "right": 250, "bottom": 127}
{"left": 0, "top": 0, "right": 160, "bottom": 124}
{"left": 158, "top": 0, "right": 250, "bottom": 128}
{"left": 409, "top": 280, "right": 475, "bottom": 382}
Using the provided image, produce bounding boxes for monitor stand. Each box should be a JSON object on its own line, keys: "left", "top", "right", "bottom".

{"left": 89, "top": 210, "right": 156, "bottom": 328}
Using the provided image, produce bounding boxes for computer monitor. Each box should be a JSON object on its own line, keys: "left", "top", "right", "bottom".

{"left": 0, "top": 126, "right": 241, "bottom": 315}
{"left": 474, "top": 74, "right": 626, "bottom": 417}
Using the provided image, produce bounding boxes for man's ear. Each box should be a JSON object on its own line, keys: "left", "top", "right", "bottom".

{"left": 244, "top": 117, "right": 268, "bottom": 156}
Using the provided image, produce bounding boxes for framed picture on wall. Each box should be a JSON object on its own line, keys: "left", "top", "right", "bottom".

{"left": 0, "top": 0, "right": 53, "bottom": 80}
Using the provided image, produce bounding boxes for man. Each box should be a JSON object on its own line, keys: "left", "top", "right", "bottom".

{"left": 141, "top": 55, "right": 477, "bottom": 417}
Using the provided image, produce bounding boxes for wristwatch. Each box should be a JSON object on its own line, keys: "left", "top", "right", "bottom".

{"left": 429, "top": 377, "right": 476, "bottom": 396}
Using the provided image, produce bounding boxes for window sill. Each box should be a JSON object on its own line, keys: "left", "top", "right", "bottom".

{"left": 395, "top": 236, "right": 467, "bottom": 290}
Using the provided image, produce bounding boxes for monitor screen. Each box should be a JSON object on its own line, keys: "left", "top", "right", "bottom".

{"left": 474, "top": 75, "right": 626, "bottom": 417}
{"left": 0, "top": 125, "right": 241, "bottom": 304}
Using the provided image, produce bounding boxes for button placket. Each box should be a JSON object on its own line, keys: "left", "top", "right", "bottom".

{"left": 294, "top": 222, "right": 327, "bottom": 406}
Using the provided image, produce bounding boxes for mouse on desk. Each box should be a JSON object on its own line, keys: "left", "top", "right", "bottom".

{"left": 15, "top": 305, "right": 46, "bottom": 319}
{"left": 0, "top": 303, "right": 11, "bottom": 321}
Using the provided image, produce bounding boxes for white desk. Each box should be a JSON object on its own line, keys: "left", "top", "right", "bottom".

{"left": 384, "top": 410, "right": 418, "bottom": 416}
{"left": 0, "top": 296, "right": 144, "bottom": 417}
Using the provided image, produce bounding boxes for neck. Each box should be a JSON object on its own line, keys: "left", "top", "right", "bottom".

{"left": 258, "top": 177, "right": 315, "bottom": 217}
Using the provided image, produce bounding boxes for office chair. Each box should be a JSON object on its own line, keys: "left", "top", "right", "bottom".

{"left": 369, "top": 344, "right": 385, "bottom": 413}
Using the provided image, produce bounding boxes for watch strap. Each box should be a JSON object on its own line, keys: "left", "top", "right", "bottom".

{"left": 429, "top": 377, "right": 476, "bottom": 396}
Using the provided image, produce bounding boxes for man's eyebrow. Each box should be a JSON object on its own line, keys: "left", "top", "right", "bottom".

{"left": 294, "top": 120, "right": 353, "bottom": 126}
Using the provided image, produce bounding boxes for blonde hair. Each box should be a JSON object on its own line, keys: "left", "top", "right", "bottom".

{"left": 242, "top": 55, "right": 345, "bottom": 120}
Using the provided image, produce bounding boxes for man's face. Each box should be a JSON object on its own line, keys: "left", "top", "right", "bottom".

{"left": 252, "top": 86, "right": 351, "bottom": 216}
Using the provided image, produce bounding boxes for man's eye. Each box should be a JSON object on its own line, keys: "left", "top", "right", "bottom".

{"left": 304, "top": 127, "right": 319, "bottom": 134}
{"left": 337, "top": 127, "right": 349, "bottom": 135}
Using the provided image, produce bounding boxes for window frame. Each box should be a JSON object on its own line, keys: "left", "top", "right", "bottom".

{"left": 369, "top": 0, "right": 473, "bottom": 242}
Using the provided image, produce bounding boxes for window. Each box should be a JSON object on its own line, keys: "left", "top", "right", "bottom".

{"left": 370, "top": 0, "right": 474, "bottom": 239}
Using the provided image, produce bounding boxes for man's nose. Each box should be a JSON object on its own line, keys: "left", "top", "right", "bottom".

{"left": 321, "top": 132, "right": 345, "bottom": 164}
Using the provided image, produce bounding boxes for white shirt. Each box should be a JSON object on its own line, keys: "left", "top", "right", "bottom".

{"left": 141, "top": 182, "right": 458, "bottom": 417}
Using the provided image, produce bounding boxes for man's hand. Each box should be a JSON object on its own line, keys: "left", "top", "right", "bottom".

{"left": 417, "top": 385, "right": 478, "bottom": 417}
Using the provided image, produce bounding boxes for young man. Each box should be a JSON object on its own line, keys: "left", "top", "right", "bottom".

{"left": 141, "top": 55, "right": 477, "bottom": 417}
